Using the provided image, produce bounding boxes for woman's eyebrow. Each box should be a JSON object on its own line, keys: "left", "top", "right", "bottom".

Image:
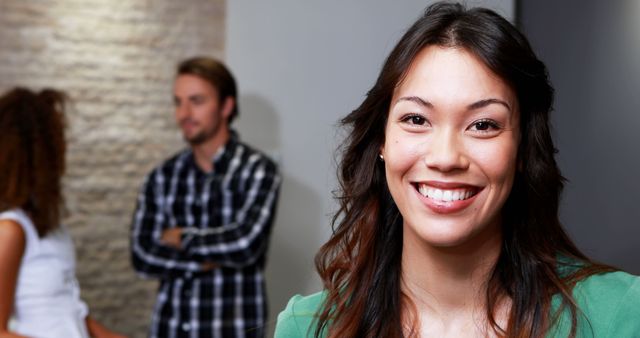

{"left": 396, "top": 96, "right": 511, "bottom": 112}
{"left": 395, "top": 96, "right": 433, "bottom": 108}
{"left": 467, "top": 98, "right": 511, "bottom": 111}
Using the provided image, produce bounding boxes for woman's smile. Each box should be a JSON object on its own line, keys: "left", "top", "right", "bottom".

{"left": 412, "top": 181, "right": 482, "bottom": 214}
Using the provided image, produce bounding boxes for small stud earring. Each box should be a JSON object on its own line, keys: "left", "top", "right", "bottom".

{"left": 379, "top": 154, "right": 384, "bottom": 161}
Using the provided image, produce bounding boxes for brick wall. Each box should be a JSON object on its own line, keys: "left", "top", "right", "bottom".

{"left": 0, "top": 1, "right": 225, "bottom": 336}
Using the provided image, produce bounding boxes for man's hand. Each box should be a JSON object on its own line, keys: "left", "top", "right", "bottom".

{"left": 161, "top": 228, "right": 183, "bottom": 249}
{"left": 161, "top": 228, "right": 218, "bottom": 270}
{"left": 201, "top": 261, "right": 219, "bottom": 271}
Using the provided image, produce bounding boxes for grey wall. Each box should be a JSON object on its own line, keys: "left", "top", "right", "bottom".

{"left": 520, "top": 1, "right": 640, "bottom": 274}
{"left": 226, "top": 0, "right": 515, "bottom": 332}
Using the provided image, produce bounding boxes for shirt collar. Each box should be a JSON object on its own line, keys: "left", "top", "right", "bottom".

{"left": 185, "top": 129, "right": 240, "bottom": 176}
{"left": 209, "top": 129, "right": 240, "bottom": 175}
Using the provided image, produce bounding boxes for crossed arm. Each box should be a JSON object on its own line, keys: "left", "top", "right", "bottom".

{"left": 131, "top": 159, "right": 281, "bottom": 278}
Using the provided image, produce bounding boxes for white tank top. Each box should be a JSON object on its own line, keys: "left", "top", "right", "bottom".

{"left": 0, "top": 208, "right": 89, "bottom": 338}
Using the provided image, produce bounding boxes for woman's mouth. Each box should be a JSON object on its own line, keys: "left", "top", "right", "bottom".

{"left": 415, "top": 183, "right": 479, "bottom": 202}
{"left": 412, "top": 182, "right": 482, "bottom": 214}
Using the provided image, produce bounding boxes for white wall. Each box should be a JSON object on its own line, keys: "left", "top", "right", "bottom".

{"left": 226, "top": 0, "right": 514, "bottom": 331}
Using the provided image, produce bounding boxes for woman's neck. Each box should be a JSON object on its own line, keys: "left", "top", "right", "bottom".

{"left": 400, "top": 224, "right": 506, "bottom": 336}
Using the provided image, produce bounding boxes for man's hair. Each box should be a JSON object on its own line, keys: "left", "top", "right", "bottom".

{"left": 0, "top": 87, "right": 67, "bottom": 237}
{"left": 177, "top": 57, "right": 239, "bottom": 123}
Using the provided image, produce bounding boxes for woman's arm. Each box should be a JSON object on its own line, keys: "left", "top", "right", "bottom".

{"left": 85, "top": 316, "right": 127, "bottom": 338}
{"left": 0, "top": 220, "right": 29, "bottom": 338}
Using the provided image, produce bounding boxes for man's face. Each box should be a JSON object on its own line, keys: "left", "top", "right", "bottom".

{"left": 173, "top": 74, "right": 230, "bottom": 145}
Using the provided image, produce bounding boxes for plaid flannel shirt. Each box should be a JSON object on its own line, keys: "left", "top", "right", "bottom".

{"left": 131, "top": 131, "right": 281, "bottom": 338}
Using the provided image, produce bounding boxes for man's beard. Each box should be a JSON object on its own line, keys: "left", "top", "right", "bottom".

{"left": 183, "top": 128, "right": 214, "bottom": 146}
{"left": 181, "top": 108, "right": 223, "bottom": 146}
{"left": 185, "top": 131, "right": 209, "bottom": 145}
{"left": 184, "top": 123, "right": 220, "bottom": 145}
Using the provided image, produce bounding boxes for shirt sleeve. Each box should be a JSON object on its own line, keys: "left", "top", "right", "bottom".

{"left": 275, "top": 293, "right": 323, "bottom": 338}
{"left": 275, "top": 295, "right": 305, "bottom": 338}
{"left": 180, "top": 158, "right": 281, "bottom": 268}
{"left": 130, "top": 169, "right": 208, "bottom": 278}
{"left": 562, "top": 271, "right": 640, "bottom": 338}
{"left": 606, "top": 275, "right": 640, "bottom": 337}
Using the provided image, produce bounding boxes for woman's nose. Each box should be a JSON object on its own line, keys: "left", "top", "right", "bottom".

{"left": 423, "top": 129, "right": 470, "bottom": 172}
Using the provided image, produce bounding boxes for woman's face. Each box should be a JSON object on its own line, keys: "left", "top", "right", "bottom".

{"left": 381, "top": 46, "right": 519, "bottom": 249}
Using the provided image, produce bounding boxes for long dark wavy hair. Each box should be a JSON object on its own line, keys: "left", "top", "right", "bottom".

{"left": 314, "top": 3, "right": 613, "bottom": 337}
{"left": 0, "top": 87, "right": 68, "bottom": 237}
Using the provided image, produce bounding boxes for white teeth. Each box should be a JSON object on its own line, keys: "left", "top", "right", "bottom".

{"left": 442, "top": 190, "right": 452, "bottom": 201}
{"left": 452, "top": 190, "right": 460, "bottom": 201}
{"left": 419, "top": 184, "right": 428, "bottom": 197}
{"left": 417, "top": 184, "right": 475, "bottom": 202}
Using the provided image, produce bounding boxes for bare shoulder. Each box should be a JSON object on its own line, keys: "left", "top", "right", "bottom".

{"left": 0, "top": 219, "right": 26, "bottom": 253}
{"left": 0, "top": 219, "right": 25, "bottom": 237}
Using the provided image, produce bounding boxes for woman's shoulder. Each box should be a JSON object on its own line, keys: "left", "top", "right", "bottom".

{"left": 574, "top": 270, "right": 640, "bottom": 309}
{"left": 0, "top": 216, "right": 26, "bottom": 245}
{"left": 0, "top": 208, "right": 36, "bottom": 240}
{"left": 575, "top": 270, "right": 640, "bottom": 296}
{"left": 275, "top": 291, "right": 326, "bottom": 338}
{"left": 572, "top": 271, "right": 640, "bottom": 336}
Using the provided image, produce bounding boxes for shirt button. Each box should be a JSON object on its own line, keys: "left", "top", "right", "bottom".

{"left": 182, "top": 323, "right": 191, "bottom": 331}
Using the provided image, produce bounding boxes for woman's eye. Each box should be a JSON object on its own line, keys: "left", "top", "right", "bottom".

{"left": 401, "top": 114, "right": 428, "bottom": 126}
{"left": 469, "top": 119, "right": 500, "bottom": 132}
{"left": 474, "top": 121, "right": 492, "bottom": 130}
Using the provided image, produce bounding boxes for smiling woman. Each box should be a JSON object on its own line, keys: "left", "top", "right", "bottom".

{"left": 383, "top": 46, "right": 519, "bottom": 250}
{"left": 274, "top": 2, "right": 640, "bottom": 338}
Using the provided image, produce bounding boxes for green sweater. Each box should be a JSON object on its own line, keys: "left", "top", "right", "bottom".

{"left": 275, "top": 271, "right": 640, "bottom": 337}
